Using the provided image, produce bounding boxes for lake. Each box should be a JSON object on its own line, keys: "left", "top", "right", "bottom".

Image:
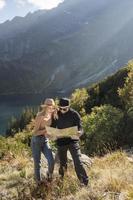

{"left": 0, "top": 94, "right": 54, "bottom": 136}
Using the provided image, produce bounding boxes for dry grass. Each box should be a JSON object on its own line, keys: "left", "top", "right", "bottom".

{"left": 0, "top": 151, "right": 133, "bottom": 200}
{"left": 88, "top": 151, "right": 133, "bottom": 199}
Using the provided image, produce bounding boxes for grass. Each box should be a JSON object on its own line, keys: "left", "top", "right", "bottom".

{"left": 0, "top": 132, "right": 133, "bottom": 200}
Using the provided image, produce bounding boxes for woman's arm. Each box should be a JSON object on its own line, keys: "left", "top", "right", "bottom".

{"left": 33, "top": 114, "right": 46, "bottom": 135}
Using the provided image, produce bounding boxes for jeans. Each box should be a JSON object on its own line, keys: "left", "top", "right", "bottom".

{"left": 31, "top": 135, "right": 54, "bottom": 181}
{"left": 58, "top": 142, "right": 89, "bottom": 185}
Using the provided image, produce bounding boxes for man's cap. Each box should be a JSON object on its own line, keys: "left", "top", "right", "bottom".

{"left": 59, "top": 98, "right": 70, "bottom": 107}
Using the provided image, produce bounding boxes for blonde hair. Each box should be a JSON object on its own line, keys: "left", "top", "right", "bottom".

{"left": 37, "top": 103, "right": 58, "bottom": 119}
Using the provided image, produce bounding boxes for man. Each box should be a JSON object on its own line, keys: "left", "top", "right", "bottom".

{"left": 51, "top": 98, "right": 89, "bottom": 186}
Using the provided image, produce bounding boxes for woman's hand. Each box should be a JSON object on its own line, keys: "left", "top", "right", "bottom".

{"left": 45, "top": 131, "right": 51, "bottom": 138}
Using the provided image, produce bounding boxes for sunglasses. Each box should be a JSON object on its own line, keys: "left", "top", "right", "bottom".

{"left": 59, "top": 107, "right": 69, "bottom": 111}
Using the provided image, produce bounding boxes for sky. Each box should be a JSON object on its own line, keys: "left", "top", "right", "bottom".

{"left": 0, "top": 0, "right": 64, "bottom": 23}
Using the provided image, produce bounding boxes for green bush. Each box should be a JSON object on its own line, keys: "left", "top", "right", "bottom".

{"left": 118, "top": 62, "right": 133, "bottom": 146}
{"left": 0, "top": 136, "right": 9, "bottom": 159}
{"left": 118, "top": 61, "right": 133, "bottom": 110}
{"left": 85, "top": 66, "right": 128, "bottom": 113}
{"left": 14, "top": 131, "right": 32, "bottom": 146}
{"left": 70, "top": 88, "right": 88, "bottom": 116}
{"left": 82, "top": 105, "right": 124, "bottom": 155}
{"left": 6, "top": 107, "right": 37, "bottom": 136}
{"left": 0, "top": 131, "right": 32, "bottom": 159}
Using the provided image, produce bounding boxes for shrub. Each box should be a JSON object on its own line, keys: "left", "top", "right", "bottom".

{"left": 118, "top": 61, "right": 133, "bottom": 111}
{"left": 6, "top": 107, "right": 37, "bottom": 136}
{"left": 70, "top": 88, "right": 88, "bottom": 116}
{"left": 0, "top": 136, "right": 9, "bottom": 159}
{"left": 82, "top": 105, "right": 124, "bottom": 155}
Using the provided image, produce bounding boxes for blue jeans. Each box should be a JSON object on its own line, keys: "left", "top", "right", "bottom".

{"left": 31, "top": 135, "right": 54, "bottom": 181}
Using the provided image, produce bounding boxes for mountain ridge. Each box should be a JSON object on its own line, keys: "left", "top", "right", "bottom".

{"left": 0, "top": 0, "right": 133, "bottom": 95}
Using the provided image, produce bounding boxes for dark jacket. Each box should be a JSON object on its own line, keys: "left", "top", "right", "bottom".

{"left": 51, "top": 108, "right": 83, "bottom": 146}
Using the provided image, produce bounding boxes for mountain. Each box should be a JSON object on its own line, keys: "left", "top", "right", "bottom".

{"left": 0, "top": 0, "right": 133, "bottom": 95}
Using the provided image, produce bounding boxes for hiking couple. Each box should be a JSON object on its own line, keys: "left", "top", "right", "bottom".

{"left": 31, "top": 98, "right": 89, "bottom": 186}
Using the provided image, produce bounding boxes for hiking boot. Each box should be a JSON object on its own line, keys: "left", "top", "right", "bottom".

{"left": 79, "top": 177, "right": 89, "bottom": 187}
{"left": 59, "top": 166, "right": 67, "bottom": 178}
{"left": 46, "top": 171, "right": 53, "bottom": 182}
{"left": 36, "top": 180, "right": 44, "bottom": 186}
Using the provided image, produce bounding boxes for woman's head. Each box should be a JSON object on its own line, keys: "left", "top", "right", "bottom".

{"left": 41, "top": 98, "right": 55, "bottom": 114}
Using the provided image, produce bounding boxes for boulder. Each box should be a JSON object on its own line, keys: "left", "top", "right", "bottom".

{"left": 54, "top": 152, "right": 93, "bottom": 167}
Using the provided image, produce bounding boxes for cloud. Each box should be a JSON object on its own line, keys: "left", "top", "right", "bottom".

{"left": 16, "top": 0, "right": 64, "bottom": 9}
{"left": 15, "top": 0, "right": 26, "bottom": 6}
{"left": 28, "top": 0, "right": 64, "bottom": 9}
{"left": 0, "top": 0, "right": 6, "bottom": 10}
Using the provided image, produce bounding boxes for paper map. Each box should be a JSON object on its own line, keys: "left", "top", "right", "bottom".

{"left": 45, "top": 126, "right": 78, "bottom": 140}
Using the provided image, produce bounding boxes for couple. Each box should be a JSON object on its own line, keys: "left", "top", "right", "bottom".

{"left": 31, "top": 98, "right": 89, "bottom": 186}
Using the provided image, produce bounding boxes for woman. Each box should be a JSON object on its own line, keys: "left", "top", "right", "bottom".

{"left": 31, "top": 98, "right": 56, "bottom": 184}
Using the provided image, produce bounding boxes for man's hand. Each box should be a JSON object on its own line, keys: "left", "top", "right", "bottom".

{"left": 71, "top": 132, "right": 80, "bottom": 140}
{"left": 77, "top": 130, "right": 83, "bottom": 137}
{"left": 71, "top": 131, "right": 83, "bottom": 140}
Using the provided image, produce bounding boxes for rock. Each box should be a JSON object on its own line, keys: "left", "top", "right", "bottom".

{"left": 54, "top": 152, "right": 92, "bottom": 167}
{"left": 80, "top": 154, "right": 93, "bottom": 167}
{"left": 127, "top": 157, "right": 133, "bottom": 163}
{"left": 124, "top": 147, "right": 133, "bottom": 159}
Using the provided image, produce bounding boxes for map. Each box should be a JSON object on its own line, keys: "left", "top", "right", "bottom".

{"left": 45, "top": 126, "right": 78, "bottom": 140}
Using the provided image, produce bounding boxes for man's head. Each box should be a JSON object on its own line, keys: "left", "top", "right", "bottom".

{"left": 59, "top": 98, "right": 70, "bottom": 114}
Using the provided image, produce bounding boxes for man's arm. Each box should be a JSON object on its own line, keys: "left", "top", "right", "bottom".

{"left": 72, "top": 112, "right": 84, "bottom": 139}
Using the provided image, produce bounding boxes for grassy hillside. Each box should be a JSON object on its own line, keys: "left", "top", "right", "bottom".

{"left": 85, "top": 65, "right": 128, "bottom": 113}
{"left": 0, "top": 131, "right": 133, "bottom": 199}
